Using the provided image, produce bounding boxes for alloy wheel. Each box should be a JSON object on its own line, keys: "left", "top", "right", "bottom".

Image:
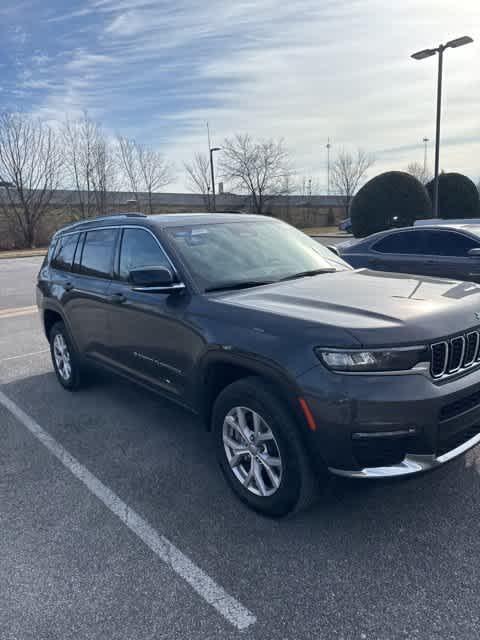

{"left": 222, "top": 406, "right": 283, "bottom": 497}
{"left": 53, "top": 333, "right": 72, "bottom": 381}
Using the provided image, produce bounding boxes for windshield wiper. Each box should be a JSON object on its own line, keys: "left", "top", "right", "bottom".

{"left": 278, "top": 268, "right": 336, "bottom": 282}
{"left": 205, "top": 280, "right": 275, "bottom": 293}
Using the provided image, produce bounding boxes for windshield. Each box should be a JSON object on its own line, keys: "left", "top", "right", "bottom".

{"left": 167, "top": 219, "right": 350, "bottom": 292}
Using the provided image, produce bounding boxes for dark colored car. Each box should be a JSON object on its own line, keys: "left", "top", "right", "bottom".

{"left": 37, "top": 213, "right": 480, "bottom": 516}
{"left": 337, "top": 224, "right": 480, "bottom": 282}
{"left": 338, "top": 217, "right": 352, "bottom": 232}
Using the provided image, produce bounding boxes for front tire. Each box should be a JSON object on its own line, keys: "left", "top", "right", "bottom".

{"left": 49, "top": 321, "right": 83, "bottom": 391}
{"left": 212, "top": 377, "right": 318, "bottom": 517}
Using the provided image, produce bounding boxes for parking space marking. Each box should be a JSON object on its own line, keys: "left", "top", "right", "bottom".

{"left": 0, "top": 389, "right": 256, "bottom": 631}
{"left": 0, "top": 349, "right": 49, "bottom": 363}
{"left": 0, "top": 305, "right": 37, "bottom": 320}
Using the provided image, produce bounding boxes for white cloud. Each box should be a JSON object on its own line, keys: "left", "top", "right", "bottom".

{"left": 25, "top": 0, "right": 480, "bottom": 190}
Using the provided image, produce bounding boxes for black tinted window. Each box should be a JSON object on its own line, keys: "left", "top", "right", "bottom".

{"left": 80, "top": 229, "right": 117, "bottom": 278}
{"left": 423, "top": 231, "right": 478, "bottom": 257}
{"left": 119, "top": 228, "right": 170, "bottom": 280}
{"left": 374, "top": 231, "right": 425, "bottom": 255}
{"left": 51, "top": 234, "right": 79, "bottom": 271}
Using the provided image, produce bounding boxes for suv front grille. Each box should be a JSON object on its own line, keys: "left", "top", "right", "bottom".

{"left": 431, "top": 331, "right": 480, "bottom": 379}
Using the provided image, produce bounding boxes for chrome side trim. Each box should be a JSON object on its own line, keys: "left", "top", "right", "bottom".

{"left": 131, "top": 283, "right": 185, "bottom": 293}
{"left": 329, "top": 431, "right": 480, "bottom": 478}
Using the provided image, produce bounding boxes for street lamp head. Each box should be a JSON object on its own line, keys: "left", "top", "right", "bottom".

{"left": 210, "top": 147, "right": 221, "bottom": 152}
{"left": 446, "top": 35, "right": 473, "bottom": 49}
{"left": 411, "top": 48, "right": 437, "bottom": 60}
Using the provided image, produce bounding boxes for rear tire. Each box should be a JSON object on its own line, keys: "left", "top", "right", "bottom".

{"left": 49, "top": 321, "right": 83, "bottom": 391}
{"left": 212, "top": 376, "right": 319, "bottom": 517}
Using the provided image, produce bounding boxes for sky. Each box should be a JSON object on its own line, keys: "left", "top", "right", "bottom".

{"left": 0, "top": 0, "right": 479, "bottom": 192}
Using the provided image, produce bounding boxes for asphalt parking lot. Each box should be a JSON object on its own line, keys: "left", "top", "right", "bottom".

{"left": 1, "top": 256, "right": 480, "bottom": 640}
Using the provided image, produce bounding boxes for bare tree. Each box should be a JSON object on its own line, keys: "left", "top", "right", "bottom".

{"left": 0, "top": 112, "right": 62, "bottom": 247}
{"left": 62, "top": 113, "right": 100, "bottom": 219}
{"left": 184, "top": 153, "right": 212, "bottom": 210}
{"left": 116, "top": 136, "right": 172, "bottom": 214}
{"left": 91, "top": 135, "right": 118, "bottom": 216}
{"left": 331, "top": 149, "right": 375, "bottom": 216}
{"left": 220, "top": 134, "right": 293, "bottom": 215}
{"left": 137, "top": 145, "right": 172, "bottom": 214}
{"left": 406, "top": 161, "right": 432, "bottom": 185}
{"left": 116, "top": 135, "right": 142, "bottom": 205}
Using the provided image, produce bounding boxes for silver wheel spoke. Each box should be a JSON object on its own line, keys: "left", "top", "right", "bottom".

{"left": 253, "top": 460, "right": 268, "bottom": 496}
{"left": 259, "top": 458, "right": 281, "bottom": 489}
{"left": 229, "top": 451, "right": 247, "bottom": 468}
{"left": 260, "top": 454, "right": 281, "bottom": 467}
{"left": 243, "top": 462, "right": 255, "bottom": 488}
{"left": 236, "top": 407, "right": 253, "bottom": 441}
{"left": 224, "top": 435, "right": 247, "bottom": 452}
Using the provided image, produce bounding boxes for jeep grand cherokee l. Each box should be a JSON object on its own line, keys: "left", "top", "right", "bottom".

{"left": 37, "top": 212, "right": 480, "bottom": 516}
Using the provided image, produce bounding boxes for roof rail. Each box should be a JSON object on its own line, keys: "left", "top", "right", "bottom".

{"left": 57, "top": 212, "right": 147, "bottom": 234}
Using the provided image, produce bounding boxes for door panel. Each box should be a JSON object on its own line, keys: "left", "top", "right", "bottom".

{"left": 105, "top": 227, "right": 203, "bottom": 398}
{"left": 63, "top": 228, "right": 118, "bottom": 358}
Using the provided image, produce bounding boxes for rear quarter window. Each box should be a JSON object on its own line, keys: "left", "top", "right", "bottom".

{"left": 51, "top": 234, "right": 80, "bottom": 271}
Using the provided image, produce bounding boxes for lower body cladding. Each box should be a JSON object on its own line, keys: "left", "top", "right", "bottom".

{"left": 296, "top": 364, "right": 480, "bottom": 478}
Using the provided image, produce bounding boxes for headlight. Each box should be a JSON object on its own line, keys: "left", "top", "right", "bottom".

{"left": 315, "top": 347, "right": 428, "bottom": 372}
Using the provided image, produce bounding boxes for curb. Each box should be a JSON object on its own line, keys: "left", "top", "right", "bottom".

{"left": 0, "top": 250, "right": 47, "bottom": 260}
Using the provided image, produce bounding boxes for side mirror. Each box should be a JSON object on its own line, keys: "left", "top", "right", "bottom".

{"left": 327, "top": 245, "right": 340, "bottom": 257}
{"left": 468, "top": 248, "right": 480, "bottom": 257}
{"left": 129, "top": 266, "right": 185, "bottom": 293}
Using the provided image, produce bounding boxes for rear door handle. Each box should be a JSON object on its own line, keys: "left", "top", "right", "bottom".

{"left": 108, "top": 293, "right": 126, "bottom": 304}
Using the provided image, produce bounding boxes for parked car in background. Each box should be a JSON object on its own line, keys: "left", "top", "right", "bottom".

{"left": 337, "top": 224, "right": 480, "bottom": 283}
{"left": 38, "top": 213, "right": 480, "bottom": 517}
{"left": 338, "top": 217, "right": 352, "bottom": 232}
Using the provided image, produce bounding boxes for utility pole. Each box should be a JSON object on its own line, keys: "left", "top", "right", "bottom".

{"left": 326, "top": 138, "right": 331, "bottom": 195}
{"left": 206, "top": 122, "right": 221, "bottom": 212}
{"left": 423, "top": 137, "right": 429, "bottom": 174}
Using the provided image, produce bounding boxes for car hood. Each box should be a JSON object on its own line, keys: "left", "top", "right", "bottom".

{"left": 218, "top": 269, "right": 480, "bottom": 346}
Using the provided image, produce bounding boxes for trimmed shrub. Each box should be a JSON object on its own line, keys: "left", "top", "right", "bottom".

{"left": 350, "top": 171, "right": 432, "bottom": 237}
{"left": 425, "top": 172, "right": 480, "bottom": 219}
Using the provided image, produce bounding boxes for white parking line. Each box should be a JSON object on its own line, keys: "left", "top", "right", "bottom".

{"left": 0, "top": 389, "right": 256, "bottom": 631}
{"left": 1, "top": 349, "right": 49, "bottom": 362}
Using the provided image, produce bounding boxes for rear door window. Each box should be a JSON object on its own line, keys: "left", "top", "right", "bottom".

{"left": 373, "top": 231, "right": 425, "bottom": 255}
{"left": 79, "top": 229, "right": 118, "bottom": 278}
{"left": 51, "top": 233, "right": 80, "bottom": 271}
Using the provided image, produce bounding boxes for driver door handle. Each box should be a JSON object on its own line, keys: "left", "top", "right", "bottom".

{"left": 64, "top": 281, "right": 74, "bottom": 291}
{"left": 108, "top": 292, "right": 126, "bottom": 304}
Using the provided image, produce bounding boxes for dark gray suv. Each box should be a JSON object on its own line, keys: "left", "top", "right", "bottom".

{"left": 37, "top": 213, "right": 480, "bottom": 516}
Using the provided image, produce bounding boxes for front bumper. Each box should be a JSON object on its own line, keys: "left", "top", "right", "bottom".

{"left": 329, "top": 429, "right": 480, "bottom": 478}
{"left": 296, "top": 363, "right": 480, "bottom": 477}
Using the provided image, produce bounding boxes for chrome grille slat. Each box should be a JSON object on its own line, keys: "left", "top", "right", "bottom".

{"left": 447, "top": 336, "right": 465, "bottom": 373}
{"left": 464, "top": 331, "right": 479, "bottom": 367}
{"left": 431, "top": 331, "right": 480, "bottom": 380}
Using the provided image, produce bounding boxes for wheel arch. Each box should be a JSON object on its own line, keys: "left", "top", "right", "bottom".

{"left": 196, "top": 351, "right": 307, "bottom": 433}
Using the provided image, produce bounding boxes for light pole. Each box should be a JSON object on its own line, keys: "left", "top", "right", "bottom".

{"left": 422, "top": 137, "right": 429, "bottom": 174}
{"left": 209, "top": 147, "right": 221, "bottom": 212}
{"left": 411, "top": 35, "right": 473, "bottom": 217}
{"left": 326, "top": 138, "right": 331, "bottom": 195}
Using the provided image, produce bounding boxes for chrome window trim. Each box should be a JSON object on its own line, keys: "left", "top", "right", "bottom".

{"left": 56, "top": 224, "right": 179, "bottom": 279}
